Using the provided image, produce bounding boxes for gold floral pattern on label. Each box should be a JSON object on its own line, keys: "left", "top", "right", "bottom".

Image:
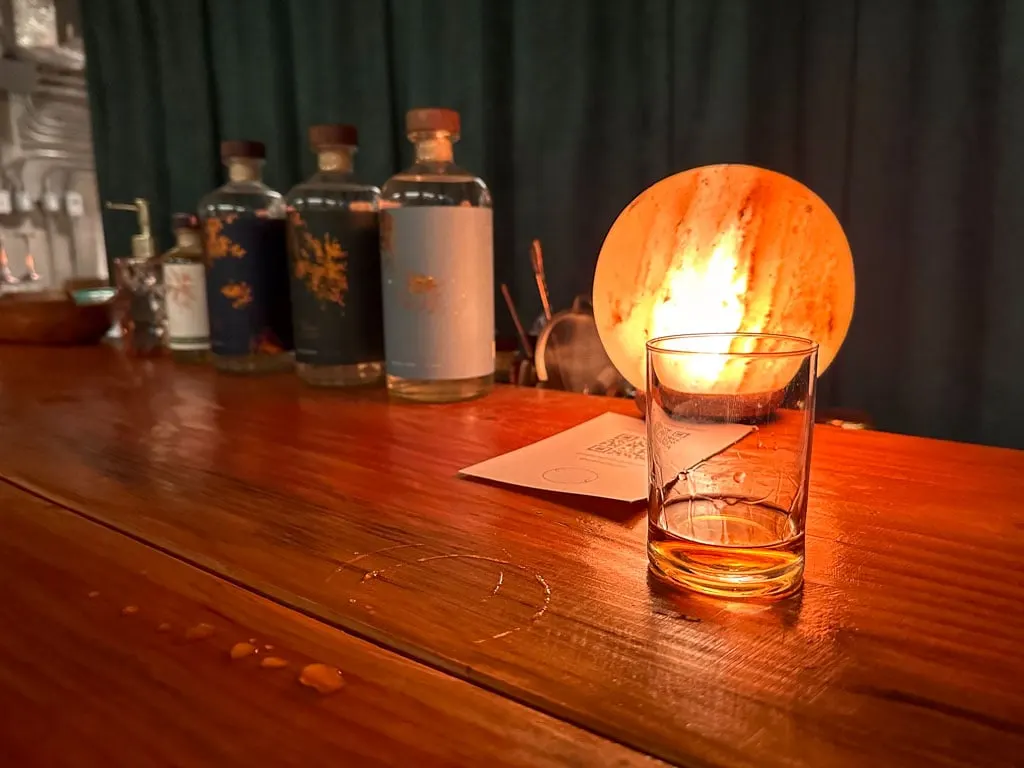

{"left": 289, "top": 211, "right": 349, "bottom": 306}
{"left": 205, "top": 218, "right": 246, "bottom": 260}
{"left": 221, "top": 281, "right": 252, "bottom": 309}
{"left": 406, "top": 273, "right": 439, "bottom": 313}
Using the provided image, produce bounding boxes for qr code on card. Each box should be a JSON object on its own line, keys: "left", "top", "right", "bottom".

{"left": 652, "top": 423, "right": 691, "bottom": 450}
{"left": 585, "top": 432, "right": 647, "bottom": 462}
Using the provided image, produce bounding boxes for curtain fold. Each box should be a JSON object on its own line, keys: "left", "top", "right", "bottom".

{"left": 81, "top": 0, "right": 1024, "bottom": 448}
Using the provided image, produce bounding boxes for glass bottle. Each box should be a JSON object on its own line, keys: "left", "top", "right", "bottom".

{"left": 108, "top": 198, "right": 164, "bottom": 357}
{"left": 285, "top": 124, "right": 384, "bottom": 386}
{"left": 380, "top": 108, "right": 494, "bottom": 403}
{"left": 162, "top": 213, "right": 210, "bottom": 363}
{"left": 198, "top": 140, "right": 294, "bottom": 373}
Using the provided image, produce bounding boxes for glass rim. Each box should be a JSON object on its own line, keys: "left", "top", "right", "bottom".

{"left": 646, "top": 332, "right": 818, "bottom": 358}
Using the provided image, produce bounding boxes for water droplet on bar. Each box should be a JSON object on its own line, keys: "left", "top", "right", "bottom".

{"left": 230, "top": 642, "right": 257, "bottom": 660}
{"left": 121, "top": 605, "right": 139, "bottom": 616}
{"left": 157, "top": 622, "right": 172, "bottom": 633}
{"left": 299, "top": 663, "right": 344, "bottom": 694}
{"left": 184, "top": 622, "right": 215, "bottom": 641}
{"left": 260, "top": 656, "right": 289, "bottom": 669}
{"left": 87, "top": 591, "right": 100, "bottom": 599}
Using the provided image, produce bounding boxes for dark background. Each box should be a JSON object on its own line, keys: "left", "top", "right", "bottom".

{"left": 81, "top": 0, "right": 1024, "bottom": 448}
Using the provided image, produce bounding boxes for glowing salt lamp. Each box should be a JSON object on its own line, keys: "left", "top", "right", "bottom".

{"left": 593, "top": 164, "right": 854, "bottom": 396}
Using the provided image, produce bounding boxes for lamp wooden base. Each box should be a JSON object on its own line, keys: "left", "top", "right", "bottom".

{"left": 634, "top": 388, "right": 785, "bottom": 423}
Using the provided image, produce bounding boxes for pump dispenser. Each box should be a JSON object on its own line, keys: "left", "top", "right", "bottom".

{"left": 106, "top": 198, "right": 157, "bottom": 261}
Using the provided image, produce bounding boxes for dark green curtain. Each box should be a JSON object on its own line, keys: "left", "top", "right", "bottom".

{"left": 81, "top": 0, "right": 1024, "bottom": 449}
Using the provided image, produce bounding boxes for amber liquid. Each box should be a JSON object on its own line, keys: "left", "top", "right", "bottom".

{"left": 648, "top": 497, "right": 804, "bottom": 599}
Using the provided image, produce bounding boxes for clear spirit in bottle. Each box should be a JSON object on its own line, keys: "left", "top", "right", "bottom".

{"left": 199, "top": 140, "right": 294, "bottom": 374}
{"left": 285, "top": 124, "right": 384, "bottom": 386}
{"left": 380, "top": 108, "right": 494, "bottom": 402}
{"left": 162, "top": 213, "right": 210, "bottom": 363}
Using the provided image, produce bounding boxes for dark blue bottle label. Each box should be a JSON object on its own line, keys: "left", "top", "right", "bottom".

{"left": 204, "top": 214, "right": 294, "bottom": 356}
{"left": 287, "top": 209, "right": 384, "bottom": 366}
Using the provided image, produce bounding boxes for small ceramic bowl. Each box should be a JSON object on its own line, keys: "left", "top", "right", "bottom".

{"left": 0, "top": 287, "right": 115, "bottom": 345}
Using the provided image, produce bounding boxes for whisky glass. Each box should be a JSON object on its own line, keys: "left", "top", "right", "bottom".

{"left": 646, "top": 333, "right": 818, "bottom": 599}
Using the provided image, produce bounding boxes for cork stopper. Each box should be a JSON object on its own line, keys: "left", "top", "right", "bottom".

{"left": 171, "top": 212, "right": 199, "bottom": 231}
{"left": 406, "top": 108, "right": 460, "bottom": 138}
{"left": 309, "top": 124, "right": 358, "bottom": 149}
{"left": 221, "top": 140, "right": 265, "bottom": 161}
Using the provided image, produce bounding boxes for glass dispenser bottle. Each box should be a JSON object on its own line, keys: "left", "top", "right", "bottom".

{"left": 107, "top": 198, "right": 164, "bottom": 357}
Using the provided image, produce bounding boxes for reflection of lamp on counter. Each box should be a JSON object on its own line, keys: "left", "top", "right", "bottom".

{"left": 593, "top": 164, "right": 855, "bottom": 403}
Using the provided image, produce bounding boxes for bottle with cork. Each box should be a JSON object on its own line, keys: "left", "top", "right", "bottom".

{"left": 198, "top": 140, "right": 294, "bottom": 374}
{"left": 380, "top": 107, "right": 494, "bottom": 403}
{"left": 162, "top": 213, "right": 210, "bottom": 363}
{"left": 285, "top": 124, "right": 384, "bottom": 386}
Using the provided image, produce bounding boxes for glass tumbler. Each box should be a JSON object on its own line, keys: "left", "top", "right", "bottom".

{"left": 646, "top": 333, "right": 818, "bottom": 599}
{"left": 114, "top": 257, "right": 166, "bottom": 357}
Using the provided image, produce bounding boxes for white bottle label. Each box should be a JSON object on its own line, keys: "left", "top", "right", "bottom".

{"left": 163, "top": 262, "right": 210, "bottom": 350}
{"left": 381, "top": 207, "right": 494, "bottom": 380}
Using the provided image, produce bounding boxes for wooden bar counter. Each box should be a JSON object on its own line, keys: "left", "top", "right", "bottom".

{"left": 0, "top": 345, "right": 1022, "bottom": 767}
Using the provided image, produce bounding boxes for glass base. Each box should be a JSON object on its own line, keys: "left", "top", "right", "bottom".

{"left": 213, "top": 351, "right": 294, "bottom": 374}
{"left": 647, "top": 501, "right": 804, "bottom": 599}
{"left": 298, "top": 361, "right": 383, "bottom": 387}
{"left": 170, "top": 348, "right": 210, "bottom": 364}
{"left": 386, "top": 372, "right": 493, "bottom": 403}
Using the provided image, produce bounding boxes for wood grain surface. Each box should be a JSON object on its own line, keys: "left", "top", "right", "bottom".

{"left": 1, "top": 346, "right": 1022, "bottom": 767}
{"left": 0, "top": 480, "right": 654, "bottom": 767}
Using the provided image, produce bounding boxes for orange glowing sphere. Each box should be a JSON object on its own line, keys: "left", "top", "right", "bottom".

{"left": 594, "top": 164, "right": 855, "bottom": 393}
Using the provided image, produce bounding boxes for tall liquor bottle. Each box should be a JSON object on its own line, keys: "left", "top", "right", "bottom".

{"left": 198, "top": 140, "right": 294, "bottom": 373}
{"left": 380, "top": 108, "right": 494, "bottom": 402}
{"left": 285, "top": 124, "right": 384, "bottom": 386}
{"left": 162, "top": 213, "right": 210, "bottom": 363}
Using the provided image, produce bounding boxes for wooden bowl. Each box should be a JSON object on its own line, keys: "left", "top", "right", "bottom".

{"left": 0, "top": 290, "right": 114, "bottom": 345}
{"left": 634, "top": 387, "right": 784, "bottom": 422}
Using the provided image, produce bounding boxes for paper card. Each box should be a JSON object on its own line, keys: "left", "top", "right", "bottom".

{"left": 459, "top": 412, "right": 753, "bottom": 502}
